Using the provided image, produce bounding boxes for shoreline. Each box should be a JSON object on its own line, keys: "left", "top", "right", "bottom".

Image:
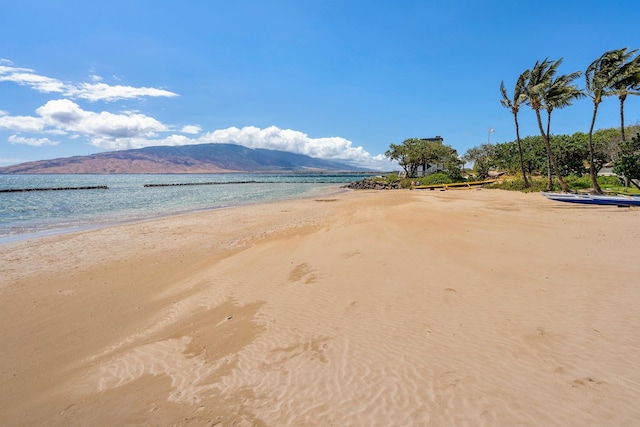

{"left": 0, "top": 183, "right": 347, "bottom": 246}
{"left": 2, "top": 188, "right": 640, "bottom": 425}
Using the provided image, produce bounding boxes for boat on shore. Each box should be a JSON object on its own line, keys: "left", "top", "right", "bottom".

{"left": 542, "top": 192, "right": 640, "bottom": 207}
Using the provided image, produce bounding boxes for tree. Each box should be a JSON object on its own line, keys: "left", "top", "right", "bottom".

{"left": 526, "top": 58, "right": 572, "bottom": 192}
{"left": 613, "top": 132, "right": 640, "bottom": 190}
{"left": 610, "top": 53, "right": 640, "bottom": 141}
{"left": 492, "top": 135, "right": 548, "bottom": 177}
{"left": 585, "top": 48, "right": 637, "bottom": 194}
{"left": 493, "top": 141, "right": 521, "bottom": 173}
{"left": 464, "top": 144, "right": 495, "bottom": 179}
{"left": 443, "top": 153, "right": 464, "bottom": 182}
{"left": 416, "top": 138, "right": 452, "bottom": 174}
{"left": 519, "top": 135, "right": 548, "bottom": 176}
{"left": 385, "top": 143, "right": 415, "bottom": 177}
{"left": 591, "top": 128, "right": 622, "bottom": 175}
{"left": 542, "top": 68, "right": 584, "bottom": 187}
{"left": 550, "top": 134, "right": 589, "bottom": 177}
{"left": 493, "top": 128, "right": 637, "bottom": 181}
{"left": 385, "top": 138, "right": 458, "bottom": 178}
{"left": 500, "top": 70, "right": 530, "bottom": 187}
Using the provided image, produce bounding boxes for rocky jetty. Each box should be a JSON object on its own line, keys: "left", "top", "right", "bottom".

{"left": 343, "top": 178, "right": 402, "bottom": 190}
{"left": 0, "top": 185, "right": 109, "bottom": 193}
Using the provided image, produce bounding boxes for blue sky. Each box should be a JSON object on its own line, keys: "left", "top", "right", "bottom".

{"left": 1, "top": 0, "right": 639, "bottom": 170}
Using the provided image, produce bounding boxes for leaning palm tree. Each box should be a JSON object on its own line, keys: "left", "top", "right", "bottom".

{"left": 585, "top": 48, "right": 637, "bottom": 194}
{"left": 610, "top": 53, "right": 640, "bottom": 141}
{"left": 542, "top": 70, "right": 585, "bottom": 188}
{"left": 500, "top": 70, "right": 530, "bottom": 187}
{"left": 526, "top": 58, "right": 570, "bottom": 192}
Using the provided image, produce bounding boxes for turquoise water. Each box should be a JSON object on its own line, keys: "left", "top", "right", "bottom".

{"left": 0, "top": 173, "right": 369, "bottom": 242}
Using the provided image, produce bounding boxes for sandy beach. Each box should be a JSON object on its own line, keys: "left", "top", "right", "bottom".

{"left": 1, "top": 188, "right": 639, "bottom": 426}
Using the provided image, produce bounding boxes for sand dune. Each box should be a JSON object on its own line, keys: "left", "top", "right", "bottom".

{"left": 1, "top": 188, "right": 639, "bottom": 426}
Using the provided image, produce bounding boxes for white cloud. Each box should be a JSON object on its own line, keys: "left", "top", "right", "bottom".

{"left": 35, "top": 99, "right": 168, "bottom": 138}
{"left": 181, "top": 125, "right": 201, "bottom": 134}
{"left": 199, "top": 126, "right": 388, "bottom": 167}
{"left": 90, "top": 133, "right": 194, "bottom": 150}
{"left": 0, "top": 99, "right": 169, "bottom": 146}
{"left": 8, "top": 135, "right": 59, "bottom": 146}
{"left": 0, "top": 63, "right": 178, "bottom": 101}
{"left": 37, "top": 99, "right": 85, "bottom": 124}
{"left": 0, "top": 110, "right": 45, "bottom": 132}
{"left": 67, "top": 82, "right": 178, "bottom": 102}
{"left": 0, "top": 67, "right": 65, "bottom": 93}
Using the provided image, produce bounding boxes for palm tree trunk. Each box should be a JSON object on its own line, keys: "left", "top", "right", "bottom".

{"left": 620, "top": 95, "right": 627, "bottom": 141}
{"left": 588, "top": 104, "right": 603, "bottom": 194}
{"left": 618, "top": 95, "right": 631, "bottom": 187}
{"left": 513, "top": 114, "right": 529, "bottom": 187}
{"left": 546, "top": 111, "right": 553, "bottom": 190}
{"left": 546, "top": 154, "right": 552, "bottom": 189}
{"left": 535, "top": 109, "right": 569, "bottom": 192}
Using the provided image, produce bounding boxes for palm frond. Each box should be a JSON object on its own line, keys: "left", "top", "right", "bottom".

{"left": 586, "top": 48, "right": 638, "bottom": 101}
{"left": 543, "top": 69, "right": 585, "bottom": 112}
{"left": 514, "top": 70, "right": 530, "bottom": 103}
{"left": 527, "top": 58, "right": 560, "bottom": 110}
{"left": 612, "top": 55, "right": 640, "bottom": 96}
{"left": 499, "top": 80, "right": 512, "bottom": 108}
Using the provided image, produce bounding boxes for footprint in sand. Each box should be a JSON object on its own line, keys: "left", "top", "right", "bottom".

{"left": 288, "top": 262, "right": 318, "bottom": 284}
{"left": 572, "top": 377, "right": 605, "bottom": 387}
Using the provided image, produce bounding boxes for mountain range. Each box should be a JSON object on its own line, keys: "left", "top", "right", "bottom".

{"left": 0, "top": 143, "right": 366, "bottom": 174}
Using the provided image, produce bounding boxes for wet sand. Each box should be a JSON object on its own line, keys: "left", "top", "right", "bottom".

{"left": 1, "top": 188, "right": 639, "bottom": 426}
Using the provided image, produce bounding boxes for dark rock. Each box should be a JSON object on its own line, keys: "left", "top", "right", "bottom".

{"left": 343, "top": 178, "right": 402, "bottom": 190}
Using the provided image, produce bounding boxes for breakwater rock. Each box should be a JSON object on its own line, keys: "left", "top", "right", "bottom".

{"left": 0, "top": 185, "right": 109, "bottom": 193}
{"left": 343, "top": 178, "right": 402, "bottom": 190}
{"left": 144, "top": 181, "right": 258, "bottom": 187}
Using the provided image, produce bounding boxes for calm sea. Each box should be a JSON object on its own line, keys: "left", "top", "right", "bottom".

{"left": 0, "top": 173, "right": 371, "bottom": 243}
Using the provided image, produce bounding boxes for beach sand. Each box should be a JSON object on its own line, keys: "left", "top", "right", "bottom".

{"left": 1, "top": 188, "right": 639, "bottom": 426}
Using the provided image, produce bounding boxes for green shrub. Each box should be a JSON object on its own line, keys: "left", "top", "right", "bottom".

{"left": 420, "top": 172, "right": 453, "bottom": 185}
{"left": 385, "top": 173, "right": 400, "bottom": 183}
{"left": 564, "top": 175, "right": 592, "bottom": 190}
{"left": 596, "top": 175, "right": 621, "bottom": 186}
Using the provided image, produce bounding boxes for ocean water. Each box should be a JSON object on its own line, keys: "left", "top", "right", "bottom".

{"left": 0, "top": 173, "right": 370, "bottom": 243}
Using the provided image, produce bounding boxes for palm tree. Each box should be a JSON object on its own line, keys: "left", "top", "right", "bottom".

{"left": 500, "top": 70, "right": 530, "bottom": 187}
{"left": 585, "top": 48, "right": 637, "bottom": 194}
{"left": 526, "top": 58, "right": 570, "bottom": 192}
{"left": 611, "top": 53, "right": 640, "bottom": 141}
{"left": 542, "top": 70, "right": 584, "bottom": 188}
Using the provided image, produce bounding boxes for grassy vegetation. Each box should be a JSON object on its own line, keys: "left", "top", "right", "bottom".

{"left": 383, "top": 172, "right": 456, "bottom": 189}
{"left": 589, "top": 177, "right": 640, "bottom": 195}
{"left": 379, "top": 172, "right": 640, "bottom": 194}
{"left": 488, "top": 175, "right": 640, "bottom": 194}
{"left": 487, "top": 177, "right": 548, "bottom": 192}
{"left": 416, "top": 172, "right": 453, "bottom": 185}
